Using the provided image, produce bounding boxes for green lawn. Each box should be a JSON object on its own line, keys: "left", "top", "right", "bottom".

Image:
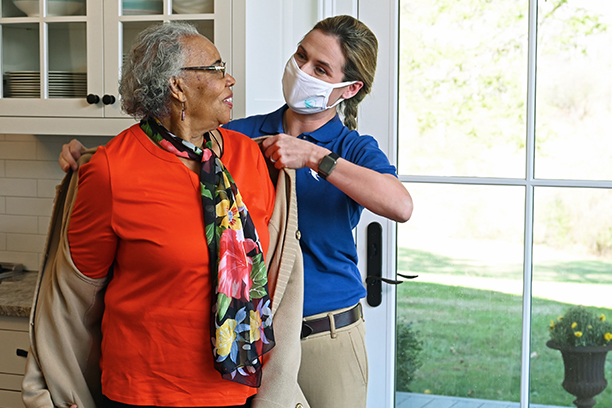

{"left": 396, "top": 281, "right": 612, "bottom": 406}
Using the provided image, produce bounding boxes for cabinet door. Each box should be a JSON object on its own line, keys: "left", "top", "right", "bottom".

{"left": 0, "top": 389, "right": 25, "bottom": 408}
{"left": 0, "top": 317, "right": 29, "bottom": 408}
{"left": 0, "top": 0, "right": 235, "bottom": 128}
{"left": 0, "top": 324, "right": 29, "bottom": 375}
{"left": 0, "top": 0, "right": 105, "bottom": 118}
{"left": 102, "top": 0, "right": 233, "bottom": 118}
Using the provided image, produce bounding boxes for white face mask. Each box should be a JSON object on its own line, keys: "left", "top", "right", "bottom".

{"left": 282, "top": 56, "right": 357, "bottom": 115}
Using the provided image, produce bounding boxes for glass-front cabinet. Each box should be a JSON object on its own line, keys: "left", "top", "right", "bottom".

{"left": 0, "top": 0, "right": 233, "bottom": 134}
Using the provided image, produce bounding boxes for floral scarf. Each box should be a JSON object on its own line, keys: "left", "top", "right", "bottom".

{"left": 141, "top": 118, "right": 274, "bottom": 387}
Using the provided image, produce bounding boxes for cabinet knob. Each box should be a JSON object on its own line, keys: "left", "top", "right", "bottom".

{"left": 86, "top": 94, "right": 100, "bottom": 104}
{"left": 102, "top": 95, "right": 116, "bottom": 105}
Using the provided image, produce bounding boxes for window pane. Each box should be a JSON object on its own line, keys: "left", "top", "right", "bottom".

{"left": 2, "top": 23, "right": 40, "bottom": 98}
{"left": 171, "top": 0, "right": 213, "bottom": 14}
{"left": 48, "top": 23, "right": 87, "bottom": 98}
{"left": 396, "top": 183, "right": 524, "bottom": 402}
{"left": 398, "top": 0, "right": 528, "bottom": 178}
{"left": 530, "top": 187, "right": 612, "bottom": 406}
{"left": 535, "top": 1, "right": 612, "bottom": 181}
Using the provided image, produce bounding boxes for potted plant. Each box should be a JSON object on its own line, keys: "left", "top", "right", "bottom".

{"left": 547, "top": 305, "right": 612, "bottom": 408}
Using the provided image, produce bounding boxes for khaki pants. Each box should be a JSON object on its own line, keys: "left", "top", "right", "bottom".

{"left": 298, "top": 305, "right": 368, "bottom": 408}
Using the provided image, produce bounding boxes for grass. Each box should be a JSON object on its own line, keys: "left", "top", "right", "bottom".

{"left": 396, "top": 281, "right": 612, "bottom": 406}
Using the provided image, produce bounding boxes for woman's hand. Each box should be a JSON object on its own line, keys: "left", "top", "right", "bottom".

{"left": 261, "top": 134, "right": 329, "bottom": 170}
{"left": 59, "top": 139, "right": 88, "bottom": 172}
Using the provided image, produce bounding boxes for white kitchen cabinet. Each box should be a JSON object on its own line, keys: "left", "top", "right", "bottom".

{"left": 0, "top": 0, "right": 244, "bottom": 136}
{"left": 0, "top": 316, "right": 29, "bottom": 408}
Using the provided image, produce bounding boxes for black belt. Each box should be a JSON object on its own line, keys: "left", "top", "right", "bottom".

{"left": 301, "top": 304, "right": 362, "bottom": 339}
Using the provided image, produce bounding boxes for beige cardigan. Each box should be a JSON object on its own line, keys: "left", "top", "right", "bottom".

{"left": 22, "top": 144, "right": 309, "bottom": 408}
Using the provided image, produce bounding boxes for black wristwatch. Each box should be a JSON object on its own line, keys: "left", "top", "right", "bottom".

{"left": 317, "top": 152, "right": 340, "bottom": 180}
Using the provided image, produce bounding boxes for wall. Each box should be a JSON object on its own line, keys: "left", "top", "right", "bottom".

{"left": 0, "top": 134, "right": 112, "bottom": 271}
{"left": 242, "top": 0, "right": 357, "bottom": 117}
{"left": 244, "top": 0, "right": 319, "bottom": 117}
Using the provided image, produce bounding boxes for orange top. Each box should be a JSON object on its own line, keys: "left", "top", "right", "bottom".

{"left": 68, "top": 125, "right": 275, "bottom": 407}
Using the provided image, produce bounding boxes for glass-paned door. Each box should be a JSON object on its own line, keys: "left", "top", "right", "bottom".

{"left": 530, "top": 0, "right": 612, "bottom": 406}
{"left": 392, "top": 0, "right": 612, "bottom": 407}
{"left": 395, "top": 0, "right": 530, "bottom": 404}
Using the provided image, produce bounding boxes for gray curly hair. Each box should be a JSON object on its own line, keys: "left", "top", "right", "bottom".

{"left": 119, "top": 22, "right": 200, "bottom": 120}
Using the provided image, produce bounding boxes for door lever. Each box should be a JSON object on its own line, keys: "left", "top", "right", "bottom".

{"left": 365, "top": 223, "right": 418, "bottom": 307}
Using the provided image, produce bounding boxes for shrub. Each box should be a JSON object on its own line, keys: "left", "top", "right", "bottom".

{"left": 396, "top": 320, "right": 424, "bottom": 392}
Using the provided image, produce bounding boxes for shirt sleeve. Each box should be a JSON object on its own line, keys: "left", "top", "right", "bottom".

{"left": 343, "top": 133, "right": 398, "bottom": 177}
{"left": 67, "top": 147, "right": 118, "bottom": 279}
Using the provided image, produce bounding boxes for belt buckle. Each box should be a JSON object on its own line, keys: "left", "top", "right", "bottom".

{"left": 301, "top": 322, "right": 313, "bottom": 339}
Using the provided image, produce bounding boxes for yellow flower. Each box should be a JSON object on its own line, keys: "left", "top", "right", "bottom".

{"left": 216, "top": 319, "right": 237, "bottom": 357}
{"left": 605, "top": 333, "right": 612, "bottom": 342}
{"left": 217, "top": 198, "right": 243, "bottom": 230}
{"left": 558, "top": 316, "right": 563, "bottom": 321}
{"left": 600, "top": 314, "right": 606, "bottom": 322}
{"left": 424, "top": 389, "right": 432, "bottom": 394}
{"left": 587, "top": 325, "right": 593, "bottom": 330}
{"left": 574, "top": 331, "right": 583, "bottom": 338}
{"left": 250, "top": 310, "right": 262, "bottom": 342}
{"left": 571, "top": 322, "right": 577, "bottom": 329}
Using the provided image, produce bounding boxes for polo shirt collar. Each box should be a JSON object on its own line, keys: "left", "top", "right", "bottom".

{"left": 260, "top": 105, "right": 344, "bottom": 143}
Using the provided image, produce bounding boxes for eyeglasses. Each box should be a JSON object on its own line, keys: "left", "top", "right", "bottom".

{"left": 180, "top": 61, "right": 226, "bottom": 77}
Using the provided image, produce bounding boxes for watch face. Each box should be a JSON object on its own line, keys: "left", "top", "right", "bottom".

{"left": 318, "top": 153, "right": 338, "bottom": 179}
{"left": 320, "top": 155, "right": 335, "bottom": 173}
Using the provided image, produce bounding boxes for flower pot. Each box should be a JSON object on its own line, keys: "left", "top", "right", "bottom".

{"left": 547, "top": 340, "right": 612, "bottom": 408}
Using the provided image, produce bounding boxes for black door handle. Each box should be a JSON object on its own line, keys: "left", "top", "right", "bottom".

{"left": 365, "top": 223, "right": 418, "bottom": 307}
{"left": 16, "top": 348, "right": 28, "bottom": 358}
{"left": 366, "top": 222, "right": 383, "bottom": 307}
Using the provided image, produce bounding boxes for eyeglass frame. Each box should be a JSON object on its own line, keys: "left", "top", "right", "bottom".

{"left": 180, "top": 61, "right": 226, "bottom": 77}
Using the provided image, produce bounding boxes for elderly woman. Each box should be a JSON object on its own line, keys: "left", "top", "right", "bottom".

{"left": 23, "top": 22, "right": 309, "bottom": 408}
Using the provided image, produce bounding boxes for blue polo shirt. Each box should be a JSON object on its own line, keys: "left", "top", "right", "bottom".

{"left": 224, "top": 105, "right": 398, "bottom": 317}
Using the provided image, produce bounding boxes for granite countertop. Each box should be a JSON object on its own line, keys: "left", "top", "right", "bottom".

{"left": 0, "top": 271, "right": 38, "bottom": 317}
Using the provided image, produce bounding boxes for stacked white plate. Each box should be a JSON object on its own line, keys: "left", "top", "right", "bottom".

{"left": 3, "top": 71, "right": 87, "bottom": 98}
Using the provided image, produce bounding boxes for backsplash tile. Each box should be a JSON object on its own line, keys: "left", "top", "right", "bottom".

{"left": 7, "top": 197, "right": 55, "bottom": 217}
{"left": 0, "top": 178, "right": 37, "bottom": 197}
{"left": 7, "top": 233, "right": 47, "bottom": 253}
{"left": 0, "top": 141, "right": 37, "bottom": 160}
{"left": 0, "top": 215, "right": 39, "bottom": 234}
{"left": 5, "top": 160, "right": 66, "bottom": 180}
{"left": 37, "top": 179, "right": 62, "bottom": 198}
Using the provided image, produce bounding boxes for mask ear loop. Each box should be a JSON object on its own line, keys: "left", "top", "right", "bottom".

{"left": 324, "top": 79, "right": 359, "bottom": 110}
{"left": 181, "top": 102, "right": 186, "bottom": 121}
